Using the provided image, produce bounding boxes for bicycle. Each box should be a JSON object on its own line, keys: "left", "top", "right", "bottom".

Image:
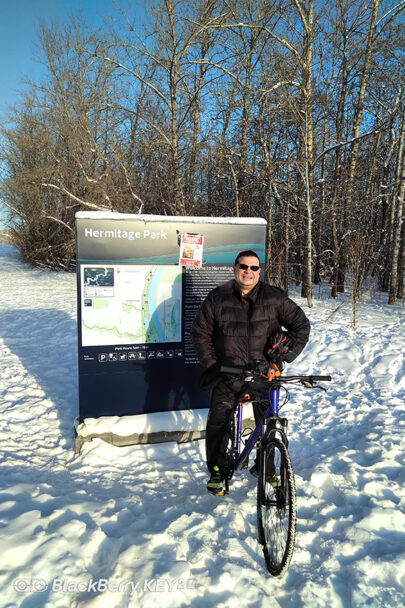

{"left": 219, "top": 361, "right": 332, "bottom": 577}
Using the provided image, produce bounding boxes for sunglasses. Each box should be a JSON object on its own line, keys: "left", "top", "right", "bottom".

{"left": 237, "top": 263, "right": 260, "bottom": 272}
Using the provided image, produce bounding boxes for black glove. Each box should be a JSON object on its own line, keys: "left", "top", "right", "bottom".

{"left": 199, "top": 362, "right": 222, "bottom": 391}
{"left": 265, "top": 330, "right": 295, "bottom": 363}
{"left": 244, "top": 375, "right": 270, "bottom": 398}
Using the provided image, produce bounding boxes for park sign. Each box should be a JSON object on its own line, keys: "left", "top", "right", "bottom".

{"left": 75, "top": 212, "right": 266, "bottom": 424}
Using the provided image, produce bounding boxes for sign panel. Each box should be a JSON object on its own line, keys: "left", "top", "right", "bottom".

{"left": 76, "top": 213, "right": 266, "bottom": 419}
{"left": 179, "top": 233, "right": 204, "bottom": 268}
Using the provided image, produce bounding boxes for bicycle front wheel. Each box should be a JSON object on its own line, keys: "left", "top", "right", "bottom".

{"left": 257, "top": 437, "right": 296, "bottom": 576}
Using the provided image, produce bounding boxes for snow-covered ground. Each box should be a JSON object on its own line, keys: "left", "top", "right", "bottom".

{"left": 0, "top": 243, "right": 404, "bottom": 608}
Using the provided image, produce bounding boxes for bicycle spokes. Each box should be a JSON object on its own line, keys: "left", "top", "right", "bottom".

{"left": 257, "top": 438, "right": 296, "bottom": 577}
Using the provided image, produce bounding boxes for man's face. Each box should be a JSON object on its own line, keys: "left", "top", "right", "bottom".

{"left": 233, "top": 255, "right": 261, "bottom": 294}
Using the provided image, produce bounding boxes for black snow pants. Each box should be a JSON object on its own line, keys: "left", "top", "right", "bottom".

{"left": 205, "top": 379, "right": 266, "bottom": 475}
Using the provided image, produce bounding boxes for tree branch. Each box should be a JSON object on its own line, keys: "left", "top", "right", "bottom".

{"left": 41, "top": 214, "right": 74, "bottom": 232}
{"left": 38, "top": 183, "right": 112, "bottom": 210}
{"left": 312, "top": 127, "right": 384, "bottom": 168}
{"left": 99, "top": 54, "right": 171, "bottom": 110}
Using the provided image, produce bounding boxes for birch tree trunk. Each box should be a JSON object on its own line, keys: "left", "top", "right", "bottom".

{"left": 388, "top": 101, "right": 405, "bottom": 304}
{"left": 346, "top": 0, "right": 379, "bottom": 209}
{"left": 337, "top": 0, "right": 379, "bottom": 290}
{"left": 298, "top": 0, "right": 314, "bottom": 308}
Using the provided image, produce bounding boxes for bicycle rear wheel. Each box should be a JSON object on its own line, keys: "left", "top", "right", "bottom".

{"left": 257, "top": 437, "right": 296, "bottom": 576}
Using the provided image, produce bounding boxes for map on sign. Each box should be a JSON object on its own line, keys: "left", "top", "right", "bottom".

{"left": 83, "top": 267, "right": 115, "bottom": 297}
{"left": 81, "top": 264, "right": 182, "bottom": 346}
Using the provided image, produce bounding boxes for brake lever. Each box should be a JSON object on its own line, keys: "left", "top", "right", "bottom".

{"left": 301, "top": 380, "right": 327, "bottom": 392}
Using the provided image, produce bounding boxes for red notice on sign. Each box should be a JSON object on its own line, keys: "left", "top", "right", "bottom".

{"left": 179, "top": 233, "right": 204, "bottom": 268}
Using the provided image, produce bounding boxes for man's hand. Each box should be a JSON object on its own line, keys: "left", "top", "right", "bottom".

{"left": 199, "top": 362, "right": 222, "bottom": 391}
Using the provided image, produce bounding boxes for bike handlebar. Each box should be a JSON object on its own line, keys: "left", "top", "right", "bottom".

{"left": 220, "top": 366, "right": 256, "bottom": 375}
{"left": 282, "top": 375, "right": 332, "bottom": 382}
{"left": 220, "top": 365, "right": 331, "bottom": 384}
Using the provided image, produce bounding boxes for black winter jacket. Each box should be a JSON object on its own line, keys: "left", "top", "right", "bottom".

{"left": 191, "top": 279, "right": 310, "bottom": 370}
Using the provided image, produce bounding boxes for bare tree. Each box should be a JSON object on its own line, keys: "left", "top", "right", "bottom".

{"left": 2, "top": 0, "right": 404, "bottom": 279}
{"left": 347, "top": 231, "right": 371, "bottom": 326}
{"left": 1, "top": 16, "right": 143, "bottom": 268}
{"left": 99, "top": 0, "right": 223, "bottom": 215}
{"left": 388, "top": 95, "right": 405, "bottom": 304}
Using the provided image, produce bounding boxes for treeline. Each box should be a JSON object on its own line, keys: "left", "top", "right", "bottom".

{"left": 1, "top": 0, "right": 404, "bottom": 306}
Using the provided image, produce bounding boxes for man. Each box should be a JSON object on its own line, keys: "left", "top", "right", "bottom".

{"left": 191, "top": 250, "right": 310, "bottom": 495}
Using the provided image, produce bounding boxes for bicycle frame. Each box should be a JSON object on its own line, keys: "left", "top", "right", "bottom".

{"left": 220, "top": 366, "right": 331, "bottom": 488}
{"left": 234, "top": 386, "right": 284, "bottom": 472}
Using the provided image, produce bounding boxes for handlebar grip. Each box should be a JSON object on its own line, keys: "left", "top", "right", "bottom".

{"left": 311, "top": 375, "right": 332, "bottom": 381}
{"left": 220, "top": 365, "right": 245, "bottom": 375}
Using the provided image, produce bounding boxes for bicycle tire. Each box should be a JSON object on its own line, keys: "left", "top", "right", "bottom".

{"left": 257, "top": 437, "right": 296, "bottom": 576}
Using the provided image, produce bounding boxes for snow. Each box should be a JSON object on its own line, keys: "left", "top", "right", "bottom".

{"left": 0, "top": 242, "right": 404, "bottom": 607}
{"left": 76, "top": 409, "right": 209, "bottom": 439}
{"left": 75, "top": 211, "right": 267, "bottom": 225}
